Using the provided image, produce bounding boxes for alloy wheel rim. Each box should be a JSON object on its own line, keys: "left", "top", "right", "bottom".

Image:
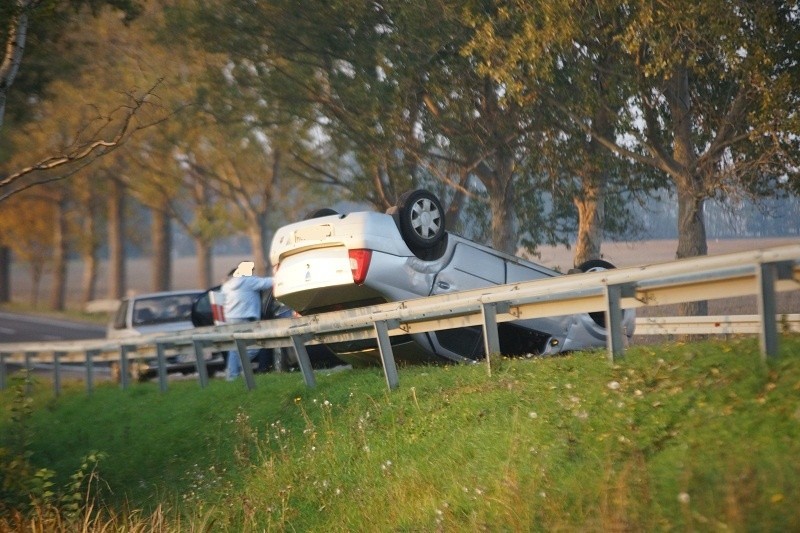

{"left": 410, "top": 198, "right": 442, "bottom": 239}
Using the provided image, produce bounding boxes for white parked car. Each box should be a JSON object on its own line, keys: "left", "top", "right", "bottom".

{"left": 270, "top": 189, "right": 636, "bottom": 366}
{"left": 107, "top": 290, "right": 225, "bottom": 381}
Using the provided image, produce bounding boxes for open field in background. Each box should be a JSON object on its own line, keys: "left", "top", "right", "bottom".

{"left": 7, "top": 237, "right": 800, "bottom": 323}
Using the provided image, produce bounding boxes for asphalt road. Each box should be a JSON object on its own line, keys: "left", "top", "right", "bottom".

{"left": 1, "top": 312, "right": 108, "bottom": 382}
{"left": 0, "top": 311, "right": 106, "bottom": 343}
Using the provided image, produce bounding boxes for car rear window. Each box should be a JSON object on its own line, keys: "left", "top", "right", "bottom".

{"left": 132, "top": 294, "right": 199, "bottom": 326}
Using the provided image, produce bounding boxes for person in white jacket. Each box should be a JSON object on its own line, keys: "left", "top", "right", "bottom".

{"left": 221, "top": 261, "right": 274, "bottom": 380}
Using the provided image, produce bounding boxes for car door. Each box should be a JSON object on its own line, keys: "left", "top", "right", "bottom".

{"left": 430, "top": 242, "right": 506, "bottom": 295}
{"left": 425, "top": 242, "right": 506, "bottom": 360}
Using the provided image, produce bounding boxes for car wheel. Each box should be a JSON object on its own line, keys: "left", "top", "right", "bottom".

{"left": 397, "top": 189, "right": 446, "bottom": 252}
{"left": 576, "top": 259, "right": 617, "bottom": 328}
{"left": 577, "top": 259, "right": 616, "bottom": 273}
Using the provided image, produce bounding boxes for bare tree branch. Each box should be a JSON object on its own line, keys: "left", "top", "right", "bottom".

{"left": 544, "top": 94, "right": 668, "bottom": 174}
{"left": 0, "top": 81, "right": 170, "bottom": 202}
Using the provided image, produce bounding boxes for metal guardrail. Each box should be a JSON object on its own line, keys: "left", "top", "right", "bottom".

{"left": 1, "top": 243, "right": 799, "bottom": 394}
{"left": 634, "top": 314, "right": 800, "bottom": 336}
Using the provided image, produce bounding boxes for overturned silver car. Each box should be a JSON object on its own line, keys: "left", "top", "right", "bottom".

{"left": 270, "top": 189, "right": 635, "bottom": 366}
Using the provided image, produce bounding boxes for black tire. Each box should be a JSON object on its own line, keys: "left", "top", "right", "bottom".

{"left": 576, "top": 259, "right": 616, "bottom": 328}
{"left": 577, "top": 259, "right": 616, "bottom": 273}
{"left": 396, "top": 189, "right": 446, "bottom": 251}
{"left": 305, "top": 208, "right": 339, "bottom": 220}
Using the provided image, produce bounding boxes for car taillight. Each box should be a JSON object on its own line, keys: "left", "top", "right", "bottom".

{"left": 348, "top": 249, "right": 372, "bottom": 285}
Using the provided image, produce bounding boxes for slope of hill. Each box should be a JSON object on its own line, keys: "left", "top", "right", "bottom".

{"left": 1, "top": 336, "right": 799, "bottom": 530}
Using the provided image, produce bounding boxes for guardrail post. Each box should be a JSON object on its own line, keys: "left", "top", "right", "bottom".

{"left": 53, "top": 351, "right": 64, "bottom": 397}
{"left": 0, "top": 352, "right": 7, "bottom": 390}
{"left": 481, "top": 302, "right": 505, "bottom": 377}
{"left": 156, "top": 343, "right": 170, "bottom": 393}
{"left": 605, "top": 284, "right": 626, "bottom": 361}
{"left": 757, "top": 262, "right": 780, "bottom": 360}
{"left": 119, "top": 345, "right": 132, "bottom": 390}
{"left": 375, "top": 320, "right": 399, "bottom": 391}
{"left": 195, "top": 342, "right": 212, "bottom": 389}
{"left": 24, "top": 352, "right": 34, "bottom": 394}
{"left": 85, "top": 349, "right": 97, "bottom": 395}
{"left": 190, "top": 340, "right": 211, "bottom": 390}
{"left": 234, "top": 339, "right": 257, "bottom": 391}
{"left": 290, "top": 335, "right": 315, "bottom": 387}
{"left": 290, "top": 335, "right": 316, "bottom": 388}
{"left": 273, "top": 346, "right": 290, "bottom": 373}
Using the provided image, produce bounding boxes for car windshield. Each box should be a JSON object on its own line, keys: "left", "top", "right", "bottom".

{"left": 132, "top": 294, "right": 198, "bottom": 326}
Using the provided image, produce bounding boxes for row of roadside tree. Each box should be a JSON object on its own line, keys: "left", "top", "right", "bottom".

{"left": 1, "top": 0, "right": 798, "bottom": 315}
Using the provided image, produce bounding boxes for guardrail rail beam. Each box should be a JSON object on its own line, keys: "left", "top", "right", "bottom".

{"left": 0, "top": 244, "right": 797, "bottom": 394}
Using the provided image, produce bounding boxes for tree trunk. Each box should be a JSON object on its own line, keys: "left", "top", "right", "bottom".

{"left": 444, "top": 172, "right": 471, "bottom": 233}
{"left": 676, "top": 188, "right": 709, "bottom": 316}
{"left": 667, "top": 64, "right": 708, "bottom": 317}
{"left": 573, "top": 180, "right": 604, "bottom": 267}
{"left": 81, "top": 252, "right": 98, "bottom": 305}
{"left": 488, "top": 181, "right": 516, "bottom": 254}
{"left": 49, "top": 194, "right": 68, "bottom": 311}
{"left": 574, "top": 105, "right": 611, "bottom": 267}
{"left": 0, "top": 246, "right": 10, "bottom": 302}
{"left": 107, "top": 178, "right": 126, "bottom": 299}
{"left": 195, "top": 237, "right": 213, "bottom": 288}
{"left": 151, "top": 202, "right": 172, "bottom": 292}
{"left": 80, "top": 206, "right": 99, "bottom": 305}
{"left": 0, "top": 8, "right": 28, "bottom": 129}
{"left": 478, "top": 150, "right": 517, "bottom": 254}
{"left": 30, "top": 264, "right": 42, "bottom": 308}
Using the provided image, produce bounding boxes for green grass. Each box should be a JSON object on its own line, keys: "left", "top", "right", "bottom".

{"left": 2, "top": 337, "right": 799, "bottom": 531}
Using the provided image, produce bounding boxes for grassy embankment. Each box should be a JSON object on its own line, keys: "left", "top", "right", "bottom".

{"left": 1, "top": 337, "right": 799, "bottom": 531}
